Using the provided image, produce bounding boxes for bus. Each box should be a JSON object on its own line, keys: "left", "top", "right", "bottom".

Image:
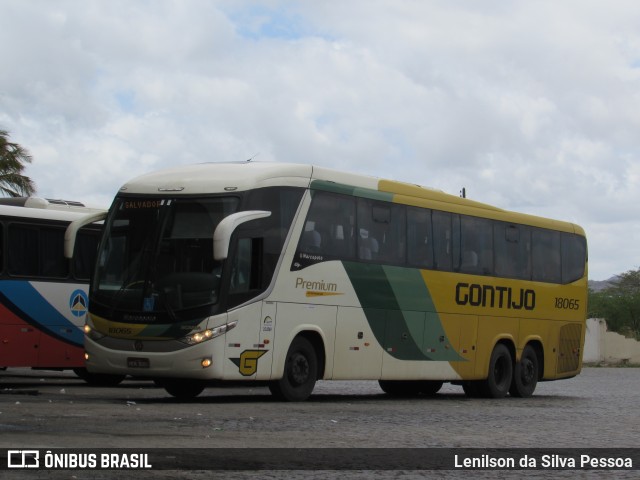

{"left": 65, "top": 162, "right": 588, "bottom": 400}
{"left": 0, "top": 197, "right": 122, "bottom": 384}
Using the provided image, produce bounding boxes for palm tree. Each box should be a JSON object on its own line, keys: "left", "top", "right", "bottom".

{"left": 0, "top": 129, "right": 37, "bottom": 197}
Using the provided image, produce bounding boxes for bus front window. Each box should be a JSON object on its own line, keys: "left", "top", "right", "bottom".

{"left": 92, "top": 197, "right": 239, "bottom": 316}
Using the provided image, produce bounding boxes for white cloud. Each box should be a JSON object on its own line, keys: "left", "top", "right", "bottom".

{"left": 1, "top": 0, "right": 639, "bottom": 279}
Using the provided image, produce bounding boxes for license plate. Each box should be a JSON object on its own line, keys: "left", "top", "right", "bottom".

{"left": 127, "top": 357, "right": 150, "bottom": 368}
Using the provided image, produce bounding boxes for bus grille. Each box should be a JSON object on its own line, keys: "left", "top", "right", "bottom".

{"left": 557, "top": 323, "right": 582, "bottom": 374}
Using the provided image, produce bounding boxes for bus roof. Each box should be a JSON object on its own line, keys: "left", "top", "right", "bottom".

{"left": 118, "top": 162, "right": 584, "bottom": 235}
{"left": 0, "top": 197, "right": 106, "bottom": 223}
{"left": 119, "top": 162, "right": 316, "bottom": 194}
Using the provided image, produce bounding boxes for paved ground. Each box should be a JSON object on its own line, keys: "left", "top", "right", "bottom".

{"left": 1, "top": 367, "right": 638, "bottom": 479}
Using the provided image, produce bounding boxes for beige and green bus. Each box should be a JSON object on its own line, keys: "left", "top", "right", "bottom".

{"left": 65, "top": 162, "right": 588, "bottom": 401}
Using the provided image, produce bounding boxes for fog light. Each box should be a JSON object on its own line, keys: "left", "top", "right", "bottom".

{"left": 201, "top": 358, "right": 212, "bottom": 368}
{"left": 84, "top": 352, "right": 90, "bottom": 361}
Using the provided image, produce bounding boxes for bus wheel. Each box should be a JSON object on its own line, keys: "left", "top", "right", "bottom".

{"left": 161, "top": 380, "right": 206, "bottom": 400}
{"left": 73, "top": 368, "right": 125, "bottom": 387}
{"left": 483, "top": 343, "right": 513, "bottom": 398}
{"left": 509, "top": 345, "right": 539, "bottom": 398}
{"left": 269, "top": 336, "right": 317, "bottom": 402}
{"left": 379, "top": 380, "right": 443, "bottom": 396}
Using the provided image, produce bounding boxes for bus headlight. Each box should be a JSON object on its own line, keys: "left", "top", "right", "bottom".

{"left": 179, "top": 321, "right": 237, "bottom": 345}
{"left": 84, "top": 323, "right": 106, "bottom": 341}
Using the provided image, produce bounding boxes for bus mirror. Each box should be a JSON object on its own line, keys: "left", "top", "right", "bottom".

{"left": 64, "top": 211, "right": 108, "bottom": 259}
{"left": 213, "top": 210, "right": 271, "bottom": 260}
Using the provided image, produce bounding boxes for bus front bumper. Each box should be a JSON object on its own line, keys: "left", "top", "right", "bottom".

{"left": 84, "top": 336, "right": 225, "bottom": 380}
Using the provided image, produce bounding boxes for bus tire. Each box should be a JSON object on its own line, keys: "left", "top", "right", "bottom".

{"left": 161, "top": 379, "right": 206, "bottom": 400}
{"left": 483, "top": 343, "right": 513, "bottom": 398}
{"left": 73, "top": 368, "right": 126, "bottom": 387}
{"left": 509, "top": 345, "right": 539, "bottom": 398}
{"left": 269, "top": 336, "right": 317, "bottom": 402}
{"left": 379, "top": 380, "right": 443, "bottom": 397}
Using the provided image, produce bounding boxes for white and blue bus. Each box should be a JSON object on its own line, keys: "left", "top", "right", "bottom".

{"left": 0, "top": 197, "right": 122, "bottom": 384}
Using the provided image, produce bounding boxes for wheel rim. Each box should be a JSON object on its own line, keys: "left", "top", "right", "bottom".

{"left": 289, "top": 352, "right": 310, "bottom": 386}
{"left": 521, "top": 357, "right": 535, "bottom": 385}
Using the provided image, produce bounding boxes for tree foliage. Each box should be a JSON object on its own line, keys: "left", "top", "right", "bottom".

{"left": 0, "top": 129, "right": 37, "bottom": 197}
{"left": 589, "top": 268, "right": 640, "bottom": 339}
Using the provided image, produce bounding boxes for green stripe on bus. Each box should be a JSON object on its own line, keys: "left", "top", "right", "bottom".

{"left": 343, "top": 262, "right": 463, "bottom": 362}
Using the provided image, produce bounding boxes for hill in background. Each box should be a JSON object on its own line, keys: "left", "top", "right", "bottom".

{"left": 589, "top": 277, "right": 618, "bottom": 292}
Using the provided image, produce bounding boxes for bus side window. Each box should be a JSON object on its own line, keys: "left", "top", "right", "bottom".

{"left": 300, "top": 221, "right": 322, "bottom": 253}
{"left": 494, "top": 223, "right": 531, "bottom": 280}
{"left": 326, "top": 195, "right": 356, "bottom": 259}
{"left": 561, "top": 233, "right": 587, "bottom": 283}
{"left": 532, "top": 228, "right": 561, "bottom": 283}
{"left": 432, "top": 211, "right": 453, "bottom": 271}
{"left": 357, "top": 198, "right": 405, "bottom": 265}
{"left": 8, "top": 224, "right": 68, "bottom": 278}
{"left": 407, "top": 207, "right": 433, "bottom": 269}
{"left": 74, "top": 230, "right": 100, "bottom": 280}
{"left": 357, "top": 199, "right": 378, "bottom": 261}
{"left": 459, "top": 215, "right": 493, "bottom": 275}
{"left": 9, "top": 224, "right": 37, "bottom": 275}
{"left": 298, "top": 191, "right": 356, "bottom": 260}
{"left": 229, "top": 237, "right": 260, "bottom": 294}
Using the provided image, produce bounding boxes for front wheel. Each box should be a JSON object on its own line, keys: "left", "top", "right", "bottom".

{"left": 160, "top": 379, "right": 206, "bottom": 400}
{"left": 269, "top": 336, "right": 318, "bottom": 402}
{"left": 509, "top": 345, "right": 539, "bottom": 398}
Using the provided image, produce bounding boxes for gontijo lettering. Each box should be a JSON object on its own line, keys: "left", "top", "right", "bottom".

{"left": 455, "top": 282, "right": 536, "bottom": 310}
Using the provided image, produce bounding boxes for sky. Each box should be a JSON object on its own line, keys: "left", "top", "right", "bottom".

{"left": 1, "top": 0, "right": 639, "bottom": 281}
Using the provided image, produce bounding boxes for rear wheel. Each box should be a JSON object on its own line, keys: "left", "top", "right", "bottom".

{"left": 509, "top": 345, "right": 539, "bottom": 398}
{"left": 483, "top": 343, "right": 513, "bottom": 398}
{"left": 269, "top": 337, "right": 318, "bottom": 402}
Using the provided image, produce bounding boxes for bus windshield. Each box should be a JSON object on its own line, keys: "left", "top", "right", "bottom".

{"left": 92, "top": 196, "right": 239, "bottom": 315}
